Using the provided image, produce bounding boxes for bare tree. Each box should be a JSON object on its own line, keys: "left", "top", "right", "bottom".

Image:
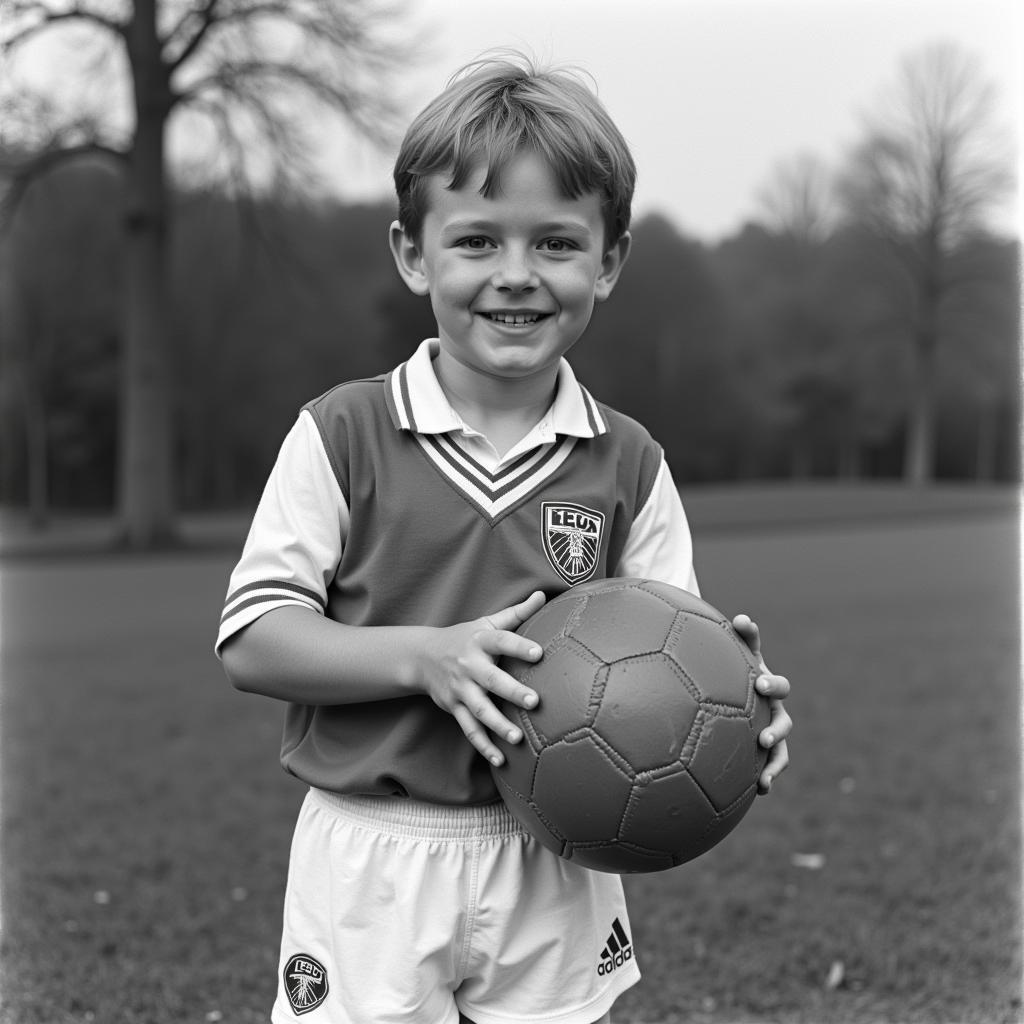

{"left": 750, "top": 154, "right": 849, "bottom": 476}
{"left": 755, "top": 152, "right": 836, "bottom": 248}
{"left": 2, "top": 0, "right": 409, "bottom": 546}
{"left": 837, "top": 42, "right": 1014, "bottom": 485}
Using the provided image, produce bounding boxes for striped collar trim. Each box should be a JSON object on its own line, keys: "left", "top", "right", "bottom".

{"left": 384, "top": 338, "right": 607, "bottom": 438}
{"left": 415, "top": 432, "right": 579, "bottom": 522}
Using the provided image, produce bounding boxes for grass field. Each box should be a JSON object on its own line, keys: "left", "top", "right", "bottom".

{"left": 1, "top": 485, "right": 1020, "bottom": 1024}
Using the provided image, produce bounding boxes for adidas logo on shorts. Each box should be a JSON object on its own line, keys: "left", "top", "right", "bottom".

{"left": 596, "top": 918, "right": 633, "bottom": 975}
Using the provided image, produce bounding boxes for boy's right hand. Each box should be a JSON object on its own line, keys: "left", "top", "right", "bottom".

{"left": 421, "top": 590, "right": 546, "bottom": 767}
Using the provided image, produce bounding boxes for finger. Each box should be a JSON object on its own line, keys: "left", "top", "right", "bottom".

{"left": 759, "top": 701, "right": 793, "bottom": 748}
{"left": 476, "top": 626, "right": 544, "bottom": 665}
{"left": 457, "top": 676, "right": 527, "bottom": 740}
{"left": 452, "top": 703, "right": 516, "bottom": 768}
{"left": 732, "top": 613, "right": 762, "bottom": 657}
{"left": 482, "top": 591, "right": 547, "bottom": 633}
{"left": 758, "top": 740, "right": 789, "bottom": 794}
{"left": 473, "top": 660, "right": 539, "bottom": 712}
{"left": 756, "top": 673, "right": 791, "bottom": 699}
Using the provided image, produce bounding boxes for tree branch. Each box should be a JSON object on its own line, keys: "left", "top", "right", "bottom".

{"left": 164, "top": 0, "right": 346, "bottom": 71}
{"left": 163, "top": 0, "right": 222, "bottom": 71}
{"left": 174, "top": 93, "right": 317, "bottom": 266}
{"left": 178, "top": 71, "right": 322, "bottom": 192}
{"left": 2, "top": 2, "right": 127, "bottom": 53}
{"left": 175, "top": 58, "right": 387, "bottom": 142}
{"left": 165, "top": 0, "right": 409, "bottom": 82}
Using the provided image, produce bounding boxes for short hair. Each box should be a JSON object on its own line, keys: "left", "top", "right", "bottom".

{"left": 393, "top": 52, "right": 636, "bottom": 247}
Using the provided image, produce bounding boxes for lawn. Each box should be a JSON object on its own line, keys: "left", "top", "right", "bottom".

{"left": 1, "top": 485, "right": 1020, "bottom": 1023}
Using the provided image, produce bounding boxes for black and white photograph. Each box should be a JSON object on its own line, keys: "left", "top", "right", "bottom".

{"left": 1, "top": 1, "right": 1020, "bottom": 1022}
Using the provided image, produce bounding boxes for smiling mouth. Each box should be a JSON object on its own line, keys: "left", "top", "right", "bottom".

{"left": 482, "top": 312, "right": 551, "bottom": 326}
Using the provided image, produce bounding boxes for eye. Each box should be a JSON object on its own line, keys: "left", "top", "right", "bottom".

{"left": 540, "top": 238, "right": 576, "bottom": 253}
{"left": 457, "top": 236, "right": 494, "bottom": 251}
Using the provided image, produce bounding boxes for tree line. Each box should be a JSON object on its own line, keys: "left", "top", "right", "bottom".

{"left": 1, "top": 162, "right": 1017, "bottom": 519}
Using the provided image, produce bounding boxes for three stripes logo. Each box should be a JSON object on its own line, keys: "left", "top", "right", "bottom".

{"left": 283, "top": 953, "right": 329, "bottom": 1015}
{"left": 597, "top": 917, "right": 634, "bottom": 976}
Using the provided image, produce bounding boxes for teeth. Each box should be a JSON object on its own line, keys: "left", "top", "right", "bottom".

{"left": 488, "top": 313, "right": 541, "bottom": 325}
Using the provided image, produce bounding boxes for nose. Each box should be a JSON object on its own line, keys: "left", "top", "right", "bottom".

{"left": 492, "top": 245, "right": 538, "bottom": 292}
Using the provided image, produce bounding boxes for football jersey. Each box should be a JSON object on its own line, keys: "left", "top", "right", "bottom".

{"left": 218, "top": 339, "right": 699, "bottom": 804}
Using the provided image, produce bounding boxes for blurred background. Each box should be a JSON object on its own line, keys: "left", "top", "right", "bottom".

{"left": 0, "top": 0, "right": 1019, "bottom": 549}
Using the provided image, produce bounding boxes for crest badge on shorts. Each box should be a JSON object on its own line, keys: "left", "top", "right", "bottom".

{"left": 283, "top": 953, "right": 329, "bottom": 1015}
{"left": 541, "top": 501, "right": 605, "bottom": 585}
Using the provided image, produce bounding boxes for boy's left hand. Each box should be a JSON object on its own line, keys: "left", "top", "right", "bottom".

{"left": 732, "top": 613, "right": 791, "bottom": 795}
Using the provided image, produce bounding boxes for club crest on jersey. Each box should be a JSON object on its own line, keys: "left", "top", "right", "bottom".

{"left": 541, "top": 501, "right": 605, "bottom": 585}
{"left": 283, "top": 953, "right": 329, "bottom": 1015}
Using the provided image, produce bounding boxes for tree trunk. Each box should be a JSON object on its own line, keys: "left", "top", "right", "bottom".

{"left": 23, "top": 372, "right": 49, "bottom": 529}
{"left": 975, "top": 401, "right": 997, "bottom": 481}
{"left": 903, "top": 346, "right": 936, "bottom": 485}
{"left": 117, "top": 0, "right": 176, "bottom": 547}
{"left": 903, "top": 260, "right": 940, "bottom": 487}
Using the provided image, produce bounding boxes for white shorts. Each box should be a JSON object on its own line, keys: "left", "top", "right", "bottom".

{"left": 271, "top": 788, "right": 641, "bottom": 1024}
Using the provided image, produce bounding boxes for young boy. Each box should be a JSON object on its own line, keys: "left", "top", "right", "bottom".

{"left": 218, "top": 53, "right": 792, "bottom": 1024}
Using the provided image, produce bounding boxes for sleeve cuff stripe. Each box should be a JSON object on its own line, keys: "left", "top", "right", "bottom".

{"left": 225, "top": 578, "right": 325, "bottom": 606}
{"left": 220, "top": 591, "right": 323, "bottom": 625}
{"left": 222, "top": 580, "right": 325, "bottom": 620}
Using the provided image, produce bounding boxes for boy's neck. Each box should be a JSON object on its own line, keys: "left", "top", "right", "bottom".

{"left": 432, "top": 350, "right": 558, "bottom": 458}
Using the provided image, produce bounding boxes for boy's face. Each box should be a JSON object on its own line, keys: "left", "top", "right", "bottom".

{"left": 390, "top": 150, "right": 630, "bottom": 388}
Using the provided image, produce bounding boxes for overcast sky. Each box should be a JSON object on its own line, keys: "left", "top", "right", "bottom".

{"left": 330, "top": 0, "right": 1022, "bottom": 241}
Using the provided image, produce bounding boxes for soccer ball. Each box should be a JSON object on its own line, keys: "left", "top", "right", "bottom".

{"left": 492, "top": 578, "right": 771, "bottom": 873}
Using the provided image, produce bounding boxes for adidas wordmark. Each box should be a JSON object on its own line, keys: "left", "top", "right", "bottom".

{"left": 597, "top": 918, "right": 634, "bottom": 975}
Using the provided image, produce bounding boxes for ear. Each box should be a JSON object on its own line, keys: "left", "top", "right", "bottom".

{"left": 388, "top": 220, "right": 431, "bottom": 296}
{"left": 594, "top": 231, "right": 632, "bottom": 303}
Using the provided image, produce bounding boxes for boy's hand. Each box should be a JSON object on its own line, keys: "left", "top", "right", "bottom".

{"left": 732, "top": 613, "right": 792, "bottom": 795}
{"left": 423, "top": 591, "right": 546, "bottom": 767}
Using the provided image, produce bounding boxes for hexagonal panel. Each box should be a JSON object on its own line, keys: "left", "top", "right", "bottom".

{"left": 665, "top": 613, "right": 757, "bottom": 707}
{"left": 687, "top": 714, "right": 760, "bottom": 811}
{"left": 593, "top": 654, "right": 699, "bottom": 772}
{"left": 532, "top": 736, "right": 632, "bottom": 843}
{"left": 619, "top": 769, "right": 719, "bottom": 864}
{"left": 568, "top": 586, "right": 675, "bottom": 662}
{"left": 519, "top": 596, "right": 584, "bottom": 649}
{"left": 698, "top": 783, "right": 758, "bottom": 853}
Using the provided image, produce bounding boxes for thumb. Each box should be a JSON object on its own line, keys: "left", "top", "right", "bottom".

{"left": 482, "top": 590, "right": 547, "bottom": 633}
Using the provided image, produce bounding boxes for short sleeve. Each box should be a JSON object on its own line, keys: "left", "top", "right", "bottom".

{"left": 216, "top": 410, "right": 350, "bottom": 654}
{"left": 614, "top": 459, "right": 700, "bottom": 596}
